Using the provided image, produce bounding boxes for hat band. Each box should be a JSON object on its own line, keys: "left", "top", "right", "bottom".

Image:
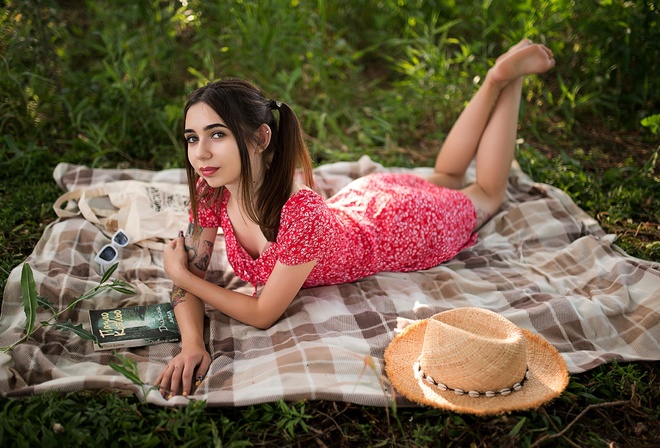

{"left": 413, "top": 362, "right": 530, "bottom": 398}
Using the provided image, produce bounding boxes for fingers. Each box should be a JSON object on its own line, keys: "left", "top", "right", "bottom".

{"left": 181, "top": 362, "right": 194, "bottom": 396}
{"left": 163, "top": 231, "right": 188, "bottom": 279}
{"left": 169, "top": 364, "right": 183, "bottom": 399}
{"left": 165, "top": 238, "right": 177, "bottom": 252}
{"left": 182, "top": 353, "right": 212, "bottom": 396}
{"left": 166, "top": 230, "right": 184, "bottom": 251}
{"left": 174, "top": 231, "right": 188, "bottom": 253}
{"left": 156, "top": 363, "right": 175, "bottom": 398}
{"left": 155, "top": 359, "right": 182, "bottom": 399}
{"left": 192, "top": 355, "right": 212, "bottom": 390}
{"left": 156, "top": 352, "right": 211, "bottom": 399}
{"left": 197, "top": 355, "right": 211, "bottom": 382}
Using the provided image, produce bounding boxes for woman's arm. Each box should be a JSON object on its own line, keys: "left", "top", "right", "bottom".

{"left": 165, "top": 233, "right": 316, "bottom": 329}
{"left": 157, "top": 224, "right": 217, "bottom": 398}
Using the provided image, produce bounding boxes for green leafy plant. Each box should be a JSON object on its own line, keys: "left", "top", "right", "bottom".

{"left": 109, "top": 352, "right": 157, "bottom": 399}
{"left": 261, "top": 400, "right": 313, "bottom": 439}
{"left": 109, "top": 352, "right": 144, "bottom": 386}
{"left": 641, "top": 114, "right": 660, "bottom": 136}
{"left": 1, "top": 1, "right": 658, "bottom": 446}
{"left": 1, "top": 262, "right": 135, "bottom": 353}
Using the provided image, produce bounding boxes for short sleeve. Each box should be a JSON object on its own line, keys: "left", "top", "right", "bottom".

{"left": 190, "top": 205, "right": 221, "bottom": 227}
{"left": 189, "top": 181, "right": 222, "bottom": 228}
{"left": 276, "top": 191, "right": 336, "bottom": 266}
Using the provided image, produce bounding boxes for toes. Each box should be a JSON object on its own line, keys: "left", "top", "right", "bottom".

{"left": 498, "top": 38, "right": 533, "bottom": 64}
{"left": 517, "top": 38, "right": 533, "bottom": 48}
{"left": 509, "top": 38, "right": 533, "bottom": 53}
{"left": 542, "top": 45, "right": 554, "bottom": 59}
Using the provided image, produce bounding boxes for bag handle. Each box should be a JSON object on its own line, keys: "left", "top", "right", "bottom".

{"left": 52, "top": 185, "right": 110, "bottom": 226}
{"left": 52, "top": 189, "right": 84, "bottom": 218}
{"left": 77, "top": 186, "right": 111, "bottom": 225}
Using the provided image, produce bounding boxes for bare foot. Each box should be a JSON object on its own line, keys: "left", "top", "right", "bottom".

{"left": 495, "top": 38, "right": 532, "bottom": 65}
{"left": 488, "top": 43, "right": 555, "bottom": 86}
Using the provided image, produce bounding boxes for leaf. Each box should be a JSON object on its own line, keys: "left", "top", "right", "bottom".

{"left": 641, "top": 114, "right": 660, "bottom": 135}
{"left": 37, "top": 296, "right": 56, "bottom": 314}
{"left": 68, "top": 288, "right": 101, "bottom": 309}
{"left": 109, "top": 282, "right": 137, "bottom": 295}
{"left": 109, "top": 353, "right": 144, "bottom": 386}
{"left": 187, "top": 67, "right": 210, "bottom": 84}
{"left": 110, "top": 363, "right": 143, "bottom": 386}
{"left": 53, "top": 320, "right": 98, "bottom": 343}
{"left": 509, "top": 416, "right": 526, "bottom": 436}
{"left": 112, "top": 287, "right": 136, "bottom": 295}
{"left": 68, "top": 279, "right": 135, "bottom": 312}
{"left": 20, "top": 264, "right": 38, "bottom": 339}
{"left": 100, "top": 263, "right": 119, "bottom": 284}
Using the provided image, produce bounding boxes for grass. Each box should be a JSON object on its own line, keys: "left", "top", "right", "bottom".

{"left": 0, "top": 361, "right": 656, "bottom": 447}
{"left": 1, "top": 0, "right": 658, "bottom": 446}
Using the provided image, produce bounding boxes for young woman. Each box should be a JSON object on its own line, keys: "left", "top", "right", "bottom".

{"left": 156, "top": 39, "right": 555, "bottom": 398}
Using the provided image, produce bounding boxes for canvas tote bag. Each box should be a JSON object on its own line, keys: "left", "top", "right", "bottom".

{"left": 53, "top": 181, "right": 190, "bottom": 249}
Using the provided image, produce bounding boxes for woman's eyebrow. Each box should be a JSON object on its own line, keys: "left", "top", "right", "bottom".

{"left": 184, "top": 123, "right": 229, "bottom": 133}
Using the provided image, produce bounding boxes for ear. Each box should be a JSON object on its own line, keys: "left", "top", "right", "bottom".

{"left": 256, "top": 123, "right": 272, "bottom": 152}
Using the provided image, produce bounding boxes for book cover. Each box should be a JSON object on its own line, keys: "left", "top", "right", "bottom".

{"left": 89, "top": 302, "right": 181, "bottom": 351}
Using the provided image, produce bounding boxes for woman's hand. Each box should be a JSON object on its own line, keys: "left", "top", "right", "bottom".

{"left": 155, "top": 343, "right": 211, "bottom": 398}
{"left": 159, "top": 226, "right": 216, "bottom": 398}
{"left": 164, "top": 233, "right": 190, "bottom": 284}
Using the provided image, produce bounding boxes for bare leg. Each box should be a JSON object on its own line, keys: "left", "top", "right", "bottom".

{"left": 425, "top": 39, "right": 533, "bottom": 190}
{"left": 426, "top": 40, "right": 555, "bottom": 227}
{"left": 460, "top": 77, "right": 523, "bottom": 226}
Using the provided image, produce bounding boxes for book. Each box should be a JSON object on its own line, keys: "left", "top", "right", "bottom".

{"left": 89, "top": 302, "right": 181, "bottom": 351}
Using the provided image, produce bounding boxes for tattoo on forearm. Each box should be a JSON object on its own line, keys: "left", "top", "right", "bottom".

{"left": 188, "top": 223, "right": 202, "bottom": 242}
{"left": 171, "top": 286, "right": 187, "bottom": 308}
{"left": 184, "top": 240, "right": 198, "bottom": 263}
{"left": 185, "top": 234, "right": 213, "bottom": 272}
{"left": 193, "top": 240, "right": 213, "bottom": 271}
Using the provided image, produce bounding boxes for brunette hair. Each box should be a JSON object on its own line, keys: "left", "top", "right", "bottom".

{"left": 183, "top": 78, "right": 315, "bottom": 241}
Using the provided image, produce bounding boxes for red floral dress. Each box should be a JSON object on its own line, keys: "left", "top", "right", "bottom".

{"left": 194, "top": 173, "right": 477, "bottom": 289}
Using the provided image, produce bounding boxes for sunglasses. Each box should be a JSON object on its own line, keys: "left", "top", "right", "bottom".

{"left": 94, "top": 229, "right": 130, "bottom": 274}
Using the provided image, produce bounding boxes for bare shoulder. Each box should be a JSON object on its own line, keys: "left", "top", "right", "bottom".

{"left": 291, "top": 181, "right": 313, "bottom": 196}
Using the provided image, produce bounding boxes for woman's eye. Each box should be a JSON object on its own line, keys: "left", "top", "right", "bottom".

{"left": 185, "top": 135, "right": 198, "bottom": 144}
{"left": 211, "top": 131, "right": 224, "bottom": 139}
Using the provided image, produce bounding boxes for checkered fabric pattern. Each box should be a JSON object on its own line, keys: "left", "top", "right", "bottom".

{"left": 1, "top": 156, "right": 658, "bottom": 406}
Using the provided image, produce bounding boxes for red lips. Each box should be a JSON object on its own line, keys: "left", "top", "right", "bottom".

{"left": 200, "top": 167, "right": 219, "bottom": 176}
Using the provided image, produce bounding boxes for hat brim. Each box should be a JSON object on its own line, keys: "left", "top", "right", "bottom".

{"left": 384, "top": 318, "right": 569, "bottom": 415}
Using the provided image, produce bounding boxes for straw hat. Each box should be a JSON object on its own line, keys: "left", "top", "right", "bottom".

{"left": 384, "top": 307, "right": 569, "bottom": 415}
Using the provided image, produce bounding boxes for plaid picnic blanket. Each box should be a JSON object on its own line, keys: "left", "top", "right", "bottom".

{"left": 1, "top": 156, "right": 659, "bottom": 406}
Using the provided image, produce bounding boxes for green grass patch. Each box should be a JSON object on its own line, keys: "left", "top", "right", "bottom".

{"left": 1, "top": 0, "right": 658, "bottom": 446}
{"left": 0, "top": 361, "right": 657, "bottom": 447}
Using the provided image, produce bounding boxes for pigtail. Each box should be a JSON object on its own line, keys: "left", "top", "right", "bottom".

{"left": 258, "top": 101, "right": 314, "bottom": 241}
{"left": 273, "top": 102, "right": 314, "bottom": 188}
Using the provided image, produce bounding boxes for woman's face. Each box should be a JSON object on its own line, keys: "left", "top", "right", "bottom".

{"left": 184, "top": 102, "right": 257, "bottom": 193}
